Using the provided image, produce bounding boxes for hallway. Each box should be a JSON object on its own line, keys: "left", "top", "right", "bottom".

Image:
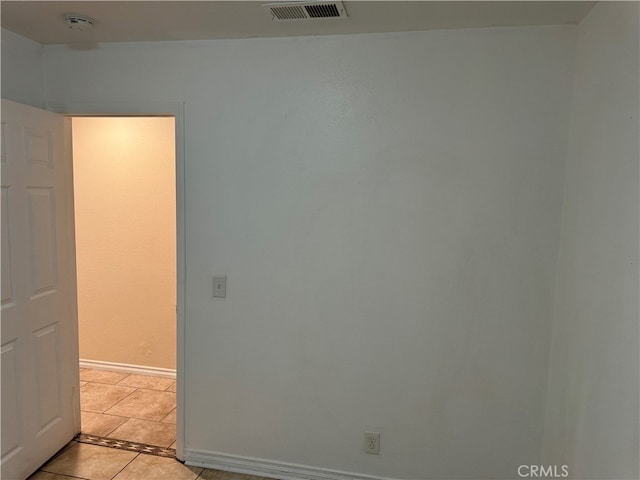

{"left": 80, "top": 369, "right": 176, "bottom": 448}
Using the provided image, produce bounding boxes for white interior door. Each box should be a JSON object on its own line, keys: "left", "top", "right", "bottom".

{"left": 1, "top": 99, "right": 80, "bottom": 480}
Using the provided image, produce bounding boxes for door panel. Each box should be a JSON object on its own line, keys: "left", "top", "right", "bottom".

{"left": 27, "top": 186, "right": 58, "bottom": 296}
{"left": 1, "top": 340, "right": 21, "bottom": 457}
{"left": 1, "top": 187, "right": 14, "bottom": 306}
{"left": 34, "top": 323, "right": 62, "bottom": 433}
{"left": 1, "top": 99, "right": 80, "bottom": 480}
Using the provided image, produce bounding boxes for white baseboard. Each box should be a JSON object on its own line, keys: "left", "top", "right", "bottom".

{"left": 184, "top": 448, "right": 397, "bottom": 480}
{"left": 79, "top": 359, "right": 176, "bottom": 379}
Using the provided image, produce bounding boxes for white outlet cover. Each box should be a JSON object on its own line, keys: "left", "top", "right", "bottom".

{"left": 364, "top": 431, "right": 380, "bottom": 454}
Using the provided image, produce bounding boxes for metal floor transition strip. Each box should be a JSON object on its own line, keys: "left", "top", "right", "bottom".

{"left": 76, "top": 433, "right": 176, "bottom": 458}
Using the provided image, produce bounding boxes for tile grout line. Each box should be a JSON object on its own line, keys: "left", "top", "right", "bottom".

{"left": 81, "top": 379, "right": 130, "bottom": 386}
{"left": 102, "top": 385, "right": 140, "bottom": 415}
{"left": 108, "top": 450, "right": 140, "bottom": 480}
{"left": 114, "top": 373, "right": 134, "bottom": 387}
{"left": 102, "top": 413, "right": 128, "bottom": 438}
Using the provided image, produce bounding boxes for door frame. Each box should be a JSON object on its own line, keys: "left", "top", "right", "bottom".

{"left": 46, "top": 101, "right": 186, "bottom": 461}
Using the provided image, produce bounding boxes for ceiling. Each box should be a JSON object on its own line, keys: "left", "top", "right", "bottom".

{"left": 1, "top": 1, "right": 596, "bottom": 45}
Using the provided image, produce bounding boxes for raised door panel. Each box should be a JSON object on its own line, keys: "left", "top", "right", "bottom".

{"left": 24, "top": 128, "right": 53, "bottom": 169}
{"left": 1, "top": 341, "right": 22, "bottom": 459}
{"left": 27, "top": 187, "right": 58, "bottom": 298}
{"left": 33, "top": 323, "right": 62, "bottom": 435}
{"left": 1, "top": 187, "right": 15, "bottom": 308}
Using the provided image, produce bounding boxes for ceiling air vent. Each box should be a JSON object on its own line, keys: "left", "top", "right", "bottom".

{"left": 262, "top": 1, "right": 348, "bottom": 22}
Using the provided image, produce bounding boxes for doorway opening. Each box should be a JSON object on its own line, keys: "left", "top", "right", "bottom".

{"left": 71, "top": 116, "right": 177, "bottom": 449}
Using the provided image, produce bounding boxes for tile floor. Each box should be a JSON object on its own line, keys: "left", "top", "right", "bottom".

{"left": 29, "top": 441, "right": 266, "bottom": 480}
{"left": 79, "top": 368, "right": 177, "bottom": 448}
{"left": 27, "top": 368, "right": 267, "bottom": 480}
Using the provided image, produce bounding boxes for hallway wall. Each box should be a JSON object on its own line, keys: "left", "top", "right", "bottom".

{"left": 73, "top": 117, "right": 177, "bottom": 370}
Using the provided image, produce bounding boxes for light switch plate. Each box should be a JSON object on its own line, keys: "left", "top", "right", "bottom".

{"left": 213, "top": 276, "right": 226, "bottom": 298}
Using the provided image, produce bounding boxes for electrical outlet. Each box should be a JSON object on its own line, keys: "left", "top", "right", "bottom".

{"left": 212, "top": 276, "right": 226, "bottom": 298}
{"left": 364, "top": 431, "right": 380, "bottom": 455}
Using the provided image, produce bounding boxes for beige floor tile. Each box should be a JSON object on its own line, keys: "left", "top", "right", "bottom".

{"left": 198, "top": 469, "right": 265, "bottom": 480}
{"left": 166, "top": 382, "right": 177, "bottom": 392}
{"left": 81, "top": 411, "right": 128, "bottom": 437}
{"left": 117, "top": 374, "right": 175, "bottom": 391}
{"left": 114, "top": 453, "right": 202, "bottom": 480}
{"left": 161, "top": 408, "right": 176, "bottom": 424}
{"left": 108, "top": 418, "right": 176, "bottom": 447}
{"left": 28, "top": 472, "right": 79, "bottom": 480}
{"left": 40, "top": 443, "right": 137, "bottom": 480}
{"left": 106, "top": 389, "right": 175, "bottom": 421}
{"left": 81, "top": 383, "right": 136, "bottom": 413}
{"left": 80, "top": 369, "right": 130, "bottom": 384}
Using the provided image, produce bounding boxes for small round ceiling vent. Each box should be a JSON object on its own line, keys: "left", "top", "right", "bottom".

{"left": 64, "top": 14, "right": 95, "bottom": 31}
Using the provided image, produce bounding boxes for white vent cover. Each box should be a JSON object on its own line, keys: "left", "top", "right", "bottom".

{"left": 262, "top": 1, "right": 348, "bottom": 22}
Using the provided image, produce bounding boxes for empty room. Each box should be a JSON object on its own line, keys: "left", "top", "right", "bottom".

{"left": 1, "top": 2, "right": 638, "bottom": 480}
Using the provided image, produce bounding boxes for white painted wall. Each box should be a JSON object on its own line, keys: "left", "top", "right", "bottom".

{"left": 542, "top": 3, "right": 639, "bottom": 479}
{"left": 1, "top": 29, "right": 43, "bottom": 108}
{"left": 41, "top": 26, "right": 576, "bottom": 478}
